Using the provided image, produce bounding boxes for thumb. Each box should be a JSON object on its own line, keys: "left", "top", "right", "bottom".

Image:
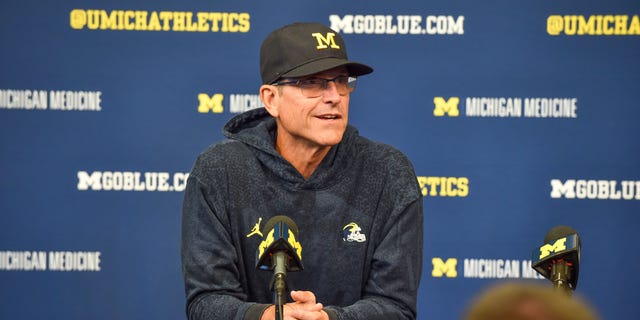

{"left": 290, "top": 290, "right": 316, "bottom": 304}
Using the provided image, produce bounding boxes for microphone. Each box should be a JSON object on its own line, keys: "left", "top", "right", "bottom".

{"left": 532, "top": 225, "right": 581, "bottom": 294}
{"left": 256, "top": 215, "right": 303, "bottom": 320}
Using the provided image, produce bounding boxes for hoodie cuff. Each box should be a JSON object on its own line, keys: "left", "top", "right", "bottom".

{"left": 324, "top": 307, "right": 339, "bottom": 320}
{"left": 243, "top": 303, "right": 271, "bottom": 320}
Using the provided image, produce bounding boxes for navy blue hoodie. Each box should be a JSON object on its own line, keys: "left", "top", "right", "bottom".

{"left": 182, "top": 108, "right": 423, "bottom": 320}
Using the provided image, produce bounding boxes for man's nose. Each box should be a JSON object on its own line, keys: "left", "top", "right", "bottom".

{"left": 322, "top": 80, "right": 342, "bottom": 100}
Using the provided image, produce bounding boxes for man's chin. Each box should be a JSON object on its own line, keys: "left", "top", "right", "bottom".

{"left": 316, "top": 135, "right": 344, "bottom": 147}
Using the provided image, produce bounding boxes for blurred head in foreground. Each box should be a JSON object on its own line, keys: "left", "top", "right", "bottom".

{"left": 464, "top": 282, "right": 599, "bottom": 320}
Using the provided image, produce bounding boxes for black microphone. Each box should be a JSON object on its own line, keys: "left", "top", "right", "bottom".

{"left": 532, "top": 225, "right": 581, "bottom": 294}
{"left": 256, "top": 215, "right": 303, "bottom": 320}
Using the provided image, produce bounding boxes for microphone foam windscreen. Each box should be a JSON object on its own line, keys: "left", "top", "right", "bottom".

{"left": 262, "top": 215, "right": 299, "bottom": 236}
{"left": 543, "top": 225, "right": 577, "bottom": 244}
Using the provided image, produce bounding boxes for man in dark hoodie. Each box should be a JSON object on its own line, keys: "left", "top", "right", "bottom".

{"left": 181, "top": 22, "right": 423, "bottom": 320}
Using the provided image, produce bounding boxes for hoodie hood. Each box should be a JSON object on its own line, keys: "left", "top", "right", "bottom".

{"left": 221, "top": 108, "right": 358, "bottom": 189}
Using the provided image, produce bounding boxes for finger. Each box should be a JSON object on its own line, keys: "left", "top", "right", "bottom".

{"left": 284, "top": 301, "right": 323, "bottom": 313}
{"left": 290, "top": 290, "right": 316, "bottom": 304}
{"left": 285, "top": 306, "right": 326, "bottom": 320}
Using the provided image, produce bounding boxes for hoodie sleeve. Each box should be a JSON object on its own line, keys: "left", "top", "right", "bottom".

{"left": 181, "top": 172, "right": 269, "bottom": 320}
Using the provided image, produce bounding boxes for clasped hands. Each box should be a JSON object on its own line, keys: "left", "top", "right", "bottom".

{"left": 261, "top": 290, "right": 329, "bottom": 320}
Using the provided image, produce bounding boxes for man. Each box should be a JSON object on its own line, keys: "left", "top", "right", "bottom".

{"left": 182, "top": 22, "right": 423, "bottom": 320}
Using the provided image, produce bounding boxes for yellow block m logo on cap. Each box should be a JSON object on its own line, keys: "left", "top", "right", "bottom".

{"left": 539, "top": 237, "right": 567, "bottom": 259}
{"left": 433, "top": 97, "right": 460, "bottom": 117}
{"left": 198, "top": 93, "right": 224, "bottom": 113}
{"left": 432, "top": 257, "right": 458, "bottom": 278}
{"left": 311, "top": 32, "right": 340, "bottom": 49}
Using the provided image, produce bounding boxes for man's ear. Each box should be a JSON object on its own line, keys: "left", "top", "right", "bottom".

{"left": 260, "top": 85, "right": 279, "bottom": 118}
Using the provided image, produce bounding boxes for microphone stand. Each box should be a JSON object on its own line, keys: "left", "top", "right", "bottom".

{"left": 551, "top": 260, "right": 572, "bottom": 296}
{"left": 271, "top": 251, "right": 288, "bottom": 320}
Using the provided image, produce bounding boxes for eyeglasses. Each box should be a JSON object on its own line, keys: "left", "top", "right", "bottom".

{"left": 273, "top": 75, "right": 357, "bottom": 98}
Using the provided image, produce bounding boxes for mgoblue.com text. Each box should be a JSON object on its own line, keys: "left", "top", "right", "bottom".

{"left": 330, "top": 14, "right": 464, "bottom": 35}
{"left": 77, "top": 171, "right": 189, "bottom": 192}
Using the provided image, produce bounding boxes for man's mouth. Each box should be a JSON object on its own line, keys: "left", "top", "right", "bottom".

{"left": 317, "top": 114, "right": 341, "bottom": 120}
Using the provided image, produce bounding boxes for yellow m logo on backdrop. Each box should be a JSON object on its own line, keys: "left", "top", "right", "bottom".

{"left": 198, "top": 93, "right": 224, "bottom": 113}
{"left": 433, "top": 97, "right": 460, "bottom": 117}
{"left": 432, "top": 257, "right": 458, "bottom": 278}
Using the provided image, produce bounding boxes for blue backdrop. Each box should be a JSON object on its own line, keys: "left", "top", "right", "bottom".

{"left": 1, "top": 0, "right": 639, "bottom": 319}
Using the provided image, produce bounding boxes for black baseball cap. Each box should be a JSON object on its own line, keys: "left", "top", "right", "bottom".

{"left": 260, "top": 22, "right": 373, "bottom": 84}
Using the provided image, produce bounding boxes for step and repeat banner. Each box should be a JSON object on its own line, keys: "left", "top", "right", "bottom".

{"left": 1, "top": 0, "right": 638, "bottom": 319}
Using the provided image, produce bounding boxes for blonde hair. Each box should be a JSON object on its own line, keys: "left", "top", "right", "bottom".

{"left": 464, "top": 281, "right": 599, "bottom": 320}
